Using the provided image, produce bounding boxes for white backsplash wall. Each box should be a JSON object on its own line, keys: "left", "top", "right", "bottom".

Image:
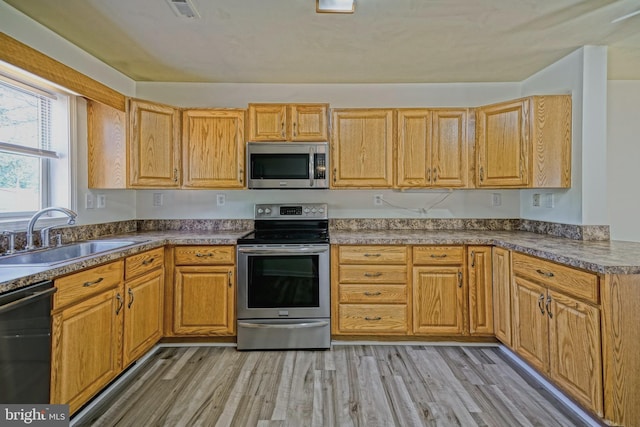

{"left": 135, "top": 189, "right": 519, "bottom": 219}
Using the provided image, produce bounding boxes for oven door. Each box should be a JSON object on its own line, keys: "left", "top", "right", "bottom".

{"left": 237, "top": 244, "right": 330, "bottom": 319}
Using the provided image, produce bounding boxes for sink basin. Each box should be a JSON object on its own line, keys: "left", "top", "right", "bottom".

{"left": 0, "top": 240, "right": 143, "bottom": 267}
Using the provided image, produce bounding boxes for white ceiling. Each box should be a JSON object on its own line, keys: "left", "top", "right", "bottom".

{"left": 4, "top": 0, "right": 640, "bottom": 83}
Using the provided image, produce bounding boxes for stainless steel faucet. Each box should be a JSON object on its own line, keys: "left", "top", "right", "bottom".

{"left": 25, "top": 207, "right": 77, "bottom": 250}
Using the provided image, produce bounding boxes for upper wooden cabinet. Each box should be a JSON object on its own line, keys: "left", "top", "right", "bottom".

{"left": 331, "top": 109, "right": 394, "bottom": 188}
{"left": 87, "top": 100, "right": 127, "bottom": 189}
{"left": 396, "top": 109, "right": 469, "bottom": 188}
{"left": 129, "top": 99, "right": 181, "bottom": 188}
{"left": 247, "top": 103, "right": 328, "bottom": 141}
{"left": 182, "top": 109, "right": 245, "bottom": 189}
{"left": 475, "top": 95, "right": 571, "bottom": 188}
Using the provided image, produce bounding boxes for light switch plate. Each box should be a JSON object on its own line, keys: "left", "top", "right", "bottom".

{"left": 85, "top": 193, "right": 94, "bottom": 209}
{"left": 96, "top": 194, "right": 106, "bottom": 209}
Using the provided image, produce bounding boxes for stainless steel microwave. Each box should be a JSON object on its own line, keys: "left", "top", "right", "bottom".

{"left": 246, "top": 142, "right": 329, "bottom": 189}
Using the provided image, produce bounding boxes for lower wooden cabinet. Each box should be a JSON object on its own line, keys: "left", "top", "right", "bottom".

{"left": 467, "top": 246, "right": 493, "bottom": 335}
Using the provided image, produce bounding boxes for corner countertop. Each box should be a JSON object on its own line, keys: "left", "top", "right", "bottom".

{"left": 2, "top": 228, "right": 640, "bottom": 295}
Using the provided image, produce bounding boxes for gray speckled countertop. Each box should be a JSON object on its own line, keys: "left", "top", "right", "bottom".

{"left": 2, "top": 228, "right": 640, "bottom": 295}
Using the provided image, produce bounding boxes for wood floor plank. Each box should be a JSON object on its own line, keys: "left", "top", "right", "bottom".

{"left": 74, "top": 345, "right": 595, "bottom": 427}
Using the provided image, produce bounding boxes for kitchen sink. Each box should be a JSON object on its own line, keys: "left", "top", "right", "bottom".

{"left": 0, "top": 240, "right": 145, "bottom": 267}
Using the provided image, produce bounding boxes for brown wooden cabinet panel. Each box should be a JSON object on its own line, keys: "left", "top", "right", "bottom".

{"left": 339, "top": 265, "right": 407, "bottom": 284}
{"left": 338, "top": 304, "right": 408, "bottom": 334}
{"left": 431, "top": 109, "right": 468, "bottom": 187}
{"left": 248, "top": 104, "right": 288, "bottom": 141}
{"left": 87, "top": 100, "right": 126, "bottom": 189}
{"left": 396, "top": 109, "right": 430, "bottom": 187}
{"left": 468, "top": 246, "right": 493, "bottom": 335}
{"left": 289, "top": 104, "right": 328, "bottom": 141}
{"left": 338, "top": 245, "right": 407, "bottom": 264}
{"left": 174, "top": 245, "right": 235, "bottom": 265}
{"left": 511, "top": 275, "right": 549, "bottom": 373}
{"left": 331, "top": 109, "right": 394, "bottom": 188}
{"left": 412, "top": 265, "right": 465, "bottom": 335}
{"left": 129, "top": 99, "right": 181, "bottom": 187}
{"left": 248, "top": 103, "right": 328, "bottom": 141}
{"left": 182, "top": 109, "right": 245, "bottom": 188}
{"left": 492, "top": 247, "right": 512, "bottom": 346}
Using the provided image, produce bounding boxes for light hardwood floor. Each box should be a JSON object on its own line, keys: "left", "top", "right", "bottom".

{"left": 76, "top": 345, "right": 591, "bottom": 427}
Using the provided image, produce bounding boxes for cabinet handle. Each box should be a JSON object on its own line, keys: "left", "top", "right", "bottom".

{"left": 364, "top": 272, "right": 383, "bottom": 277}
{"left": 363, "top": 253, "right": 381, "bottom": 257}
{"left": 427, "top": 168, "right": 431, "bottom": 183}
{"left": 333, "top": 168, "right": 337, "bottom": 183}
{"left": 364, "top": 316, "right": 382, "bottom": 321}
{"left": 228, "top": 271, "right": 233, "bottom": 288}
{"left": 537, "top": 294, "right": 546, "bottom": 315}
{"left": 83, "top": 277, "right": 104, "bottom": 287}
{"left": 293, "top": 122, "right": 297, "bottom": 137}
{"left": 127, "top": 287, "right": 134, "bottom": 308}
{"left": 536, "top": 269, "right": 555, "bottom": 278}
{"left": 239, "top": 168, "right": 243, "bottom": 184}
{"left": 546, "top": 295, "right": 553, "bottom": 318}
{"left": 434, "top": 169, "right": 438, "bottom": 183}
{"left": 430, "top": 254, "right": 447, "bottom": 258}
{"left": 479, "top": 166, "right": 484, "bottom": 182}
{"left": 364, "top": 291, "right": 382, "bottom": 296}
{"left": 141, "top": 257, "right": 155, "bottom": 266}
{"left": 173, "top": 168, "right": 179, "bottom": 183}
{"left": 196, "top": 252, "right": 214, "bottom": 257}
{"left": 281, "top": 122, "right": 285, "bottom": 138}
{"left": 115, "top": 293, "right": 124, "bottom": 315}
{"left": 470, "top": 251, "right": 475, "bottom": 268}
{"left": 458, "top": 271, "right": 463, "bottom": 288}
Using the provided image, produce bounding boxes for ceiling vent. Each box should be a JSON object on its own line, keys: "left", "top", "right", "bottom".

{"left": 166, "top": 0, "right": 201, "bottom": 19}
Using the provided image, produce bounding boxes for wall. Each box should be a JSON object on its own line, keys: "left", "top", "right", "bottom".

{"left": 607, "top": 81, "right": 640, "bottom": 242}
{"left": 520, "top": 46, "right": 608, "bottom": 226}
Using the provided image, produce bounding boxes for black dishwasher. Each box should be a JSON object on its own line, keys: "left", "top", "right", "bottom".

{"left": 0, "top": 280, "right": 55, "bottom": 403}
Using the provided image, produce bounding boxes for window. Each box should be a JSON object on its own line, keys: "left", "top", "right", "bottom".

{"left": 0, "top": 73, "right": 71, "bottom": 219}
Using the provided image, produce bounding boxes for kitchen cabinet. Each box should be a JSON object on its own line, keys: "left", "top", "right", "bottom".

{"left": 51, "top": 261, "right": 124, "bottom": 414}
{"left": 511, "top": 252, "right": 603, "bottom": 416}
{"left": 332, "top": 245, "right": 409, "bottom": 335}
{"left": 331, "top": 109, "right": 394, "bottom": 188}
{"left": 247, "top": 103, "right": 328, "bottom": 141}
{"left": 396, "top": 109, "right": 470, "bottom": 188}
{"left": 129, "top": 99, "right": 181, "bottom": 188}
{"left": 475, "top": 95, "right": 571, "bottom": 188}
{"left": 122, "top": 248, "right": 164, "bottom": 367}
{"left": 171, "top": 246, "right": 236, "bottom": 336}
{"left": 491, "top": 246, "right": 512, "bottom": 346}
{"left": 412, "top": 246, "right": 466, "bottom": 335}
{"left": 467, "top": 246, "right": 493, "bottom": 335}
{"left": 182, "top": 109, "right": 245, "bottom": 188}
{"left": 87, "top": 99, "right": 127, "bottom": 189}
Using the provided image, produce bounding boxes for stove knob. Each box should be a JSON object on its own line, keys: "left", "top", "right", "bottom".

{"left": 304, "top": 208, "right": 310, "bottom": 213}
{"left": 311, "top": 208, "right": 317, "bottom": 213}
{"left": 265, "top": 208, "right": 272, "bottom": 214}
{"left": 257, "top": 208, "right": 264, "bottom": 214}
{"left": 319, "top": 208, "right": 325, "bottom": 213}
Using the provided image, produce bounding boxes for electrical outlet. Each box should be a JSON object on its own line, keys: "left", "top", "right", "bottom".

{"left": 542, "top": 193, "right": 555, "bottom": 208}
{"left": 216, "top": 194, "right": 226, "bottom": 206}
{"left": 96, "top": 194, "right": 106, "bottom": 209}
{"left": 152, "top": 193, "right": 163, "bottom": 207}
{"left": 373, "top": 194, "right": 383, "bottom": 206}
{"left": 85, "top": 193, "right": 94, "bottom": 209}
{"left": 491, "top": 193, "right": 502, "bottom": 207}
{"left": 532, "top": 193, "right": 541, "bottom": 207}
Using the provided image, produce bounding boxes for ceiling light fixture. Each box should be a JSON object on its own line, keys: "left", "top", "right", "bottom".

{"left": 611, "top": 9, "right": 640, "bottom": 23}
{"left": 166, "top": 0, "right": 201, "bottom": 19}
{"left": 316, "top": 0, "right": 355, "bottom": 14}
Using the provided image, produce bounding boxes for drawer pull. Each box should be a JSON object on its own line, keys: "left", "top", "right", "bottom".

{"left": 83, "top": 277, "right": 104, "bottom": 287}
{"left": 196, "top": 252, "right": 214, "bottom": 258}
{"left": 546, "top": 295, "right": 553, "bottom": 318}
{"left": 363, "top": 253, "right": 381, "bottom": 257}
{"left": 458, "top": 271, "right": 463, "bottom": 288}
{"left": 364, "top": 316, "right": 382, "bottom": 321}
{"left": 364, "top": 291, "right": 382, "bottom": 296}
{"left": 364, "top": 272, "right": 383, "bottom": 278}
{"left": 430, "top": 254, "right": 447, "bottom": 258}
{"left": 536, "top": 269, "right": 555, "bottom": 278}
{"left": 141, "top": 257, "right": 155, "bottom": 265}
{"left": 470, "top": 251, "right": 475, "bottom": 268}
{"left": 537, "top": 294, "right": 546, "bottom": 315}
{"left": 115, "top": 293, "right": 124, "bottom": 315}
{"left": 127, "top": 287, "right": 134, "bottom": 308}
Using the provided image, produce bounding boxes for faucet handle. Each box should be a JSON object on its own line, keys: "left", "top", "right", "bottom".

{"left": 40, "top": 226, "right": 58, "bottom": 248}
{"left": 2, "top": 230, "right": 18, "bottom": 254}
{"left": 53, "top": 233, "right": 63, "bottom": 247}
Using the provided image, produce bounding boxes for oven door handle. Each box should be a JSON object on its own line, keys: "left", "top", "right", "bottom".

{"left": 237, "top": 247, "right": 328, "bottom": 255}
{"left": 238, "top": 321, "right": 329, "bottom": 329}
{"left": 309, "top": 146, "right": 315, "bottom": 187}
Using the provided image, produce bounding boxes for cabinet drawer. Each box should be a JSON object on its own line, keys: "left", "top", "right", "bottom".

{"left": 339, "top": 284, "right": 407, "bottom": 304}
{"left": 413, "top": 246, "right": 464, "bottom": 265}
{"left": 125, "top": 247, "right": 164, "bottom": 280}
{"left": 338, "top": 246, "right": 407, "bottom": 264}
{"left": 174, "top": 246, "right": 235, "bottom": 265}
{"left": 339, "top": 265, "right": 407, "bottom": 284}
{"left": 513, "top": 253, "right": 599, "bottom": 303}
{"left": 54, "top": 260, "right": 124, "bottom": 309}
{"left": 338, "top": 304, "right": 407, "bottom": 333}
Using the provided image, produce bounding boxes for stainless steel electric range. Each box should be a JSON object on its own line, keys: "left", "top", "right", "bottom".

{"left": 236, "top": 203, "right": 330, "bottom": 350}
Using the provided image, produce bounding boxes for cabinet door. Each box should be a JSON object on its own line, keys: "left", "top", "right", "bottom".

{"left": 476, "top": 100, "right": 529, "bottom": 187}
{"left": 331, "top": 109, "right": 394, "bottom": 188}
{"left": 290, "top": 104, "right": 328, "bottom": 141}
{"left": 51, "top": 288, "right": 123, "bottom": 414}
{"left": 412, "top": 266, "right": 465, "bottom": 335}
{"left": 87, "top": 100, "right": 126, "bottom": 189}
{"left": 129, "top": 99, "right": 181, "bottom": 187}
{"left": 173, "top": 266, "right": 235, "bottom": 335}
{"left": 122, "top": 269, "right": 164, "bottom": 367}
{"left": 492, "top": 247, "right": 512, "bottom": 346}
{"left": 511, "top": 275, "right": 548, "bottom": 372}
{"left": 431, "top": 109, "right": 468, "bottom": 187}
{"left": 548, "top": 290, "right": 603, "bottom": 416}
{"left": 396, "top": 109, "right": 430, "bottom": 187}
{"left": 182, "top": 109, "right": 245, "bottom": 188}
{"left": 248, "top": 104, "right": 287, "bottom": 141}
{"left": 468, "top": 246, "right": 493, "bottom": 335}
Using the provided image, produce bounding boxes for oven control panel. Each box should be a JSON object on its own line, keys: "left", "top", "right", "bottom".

{"left": 255, "top": 203, "right": 328, "bottom": 219}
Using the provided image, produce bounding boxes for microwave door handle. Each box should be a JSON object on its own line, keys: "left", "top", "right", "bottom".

{"left": 309, "top": 147, "right": 315, "bottom": 187}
